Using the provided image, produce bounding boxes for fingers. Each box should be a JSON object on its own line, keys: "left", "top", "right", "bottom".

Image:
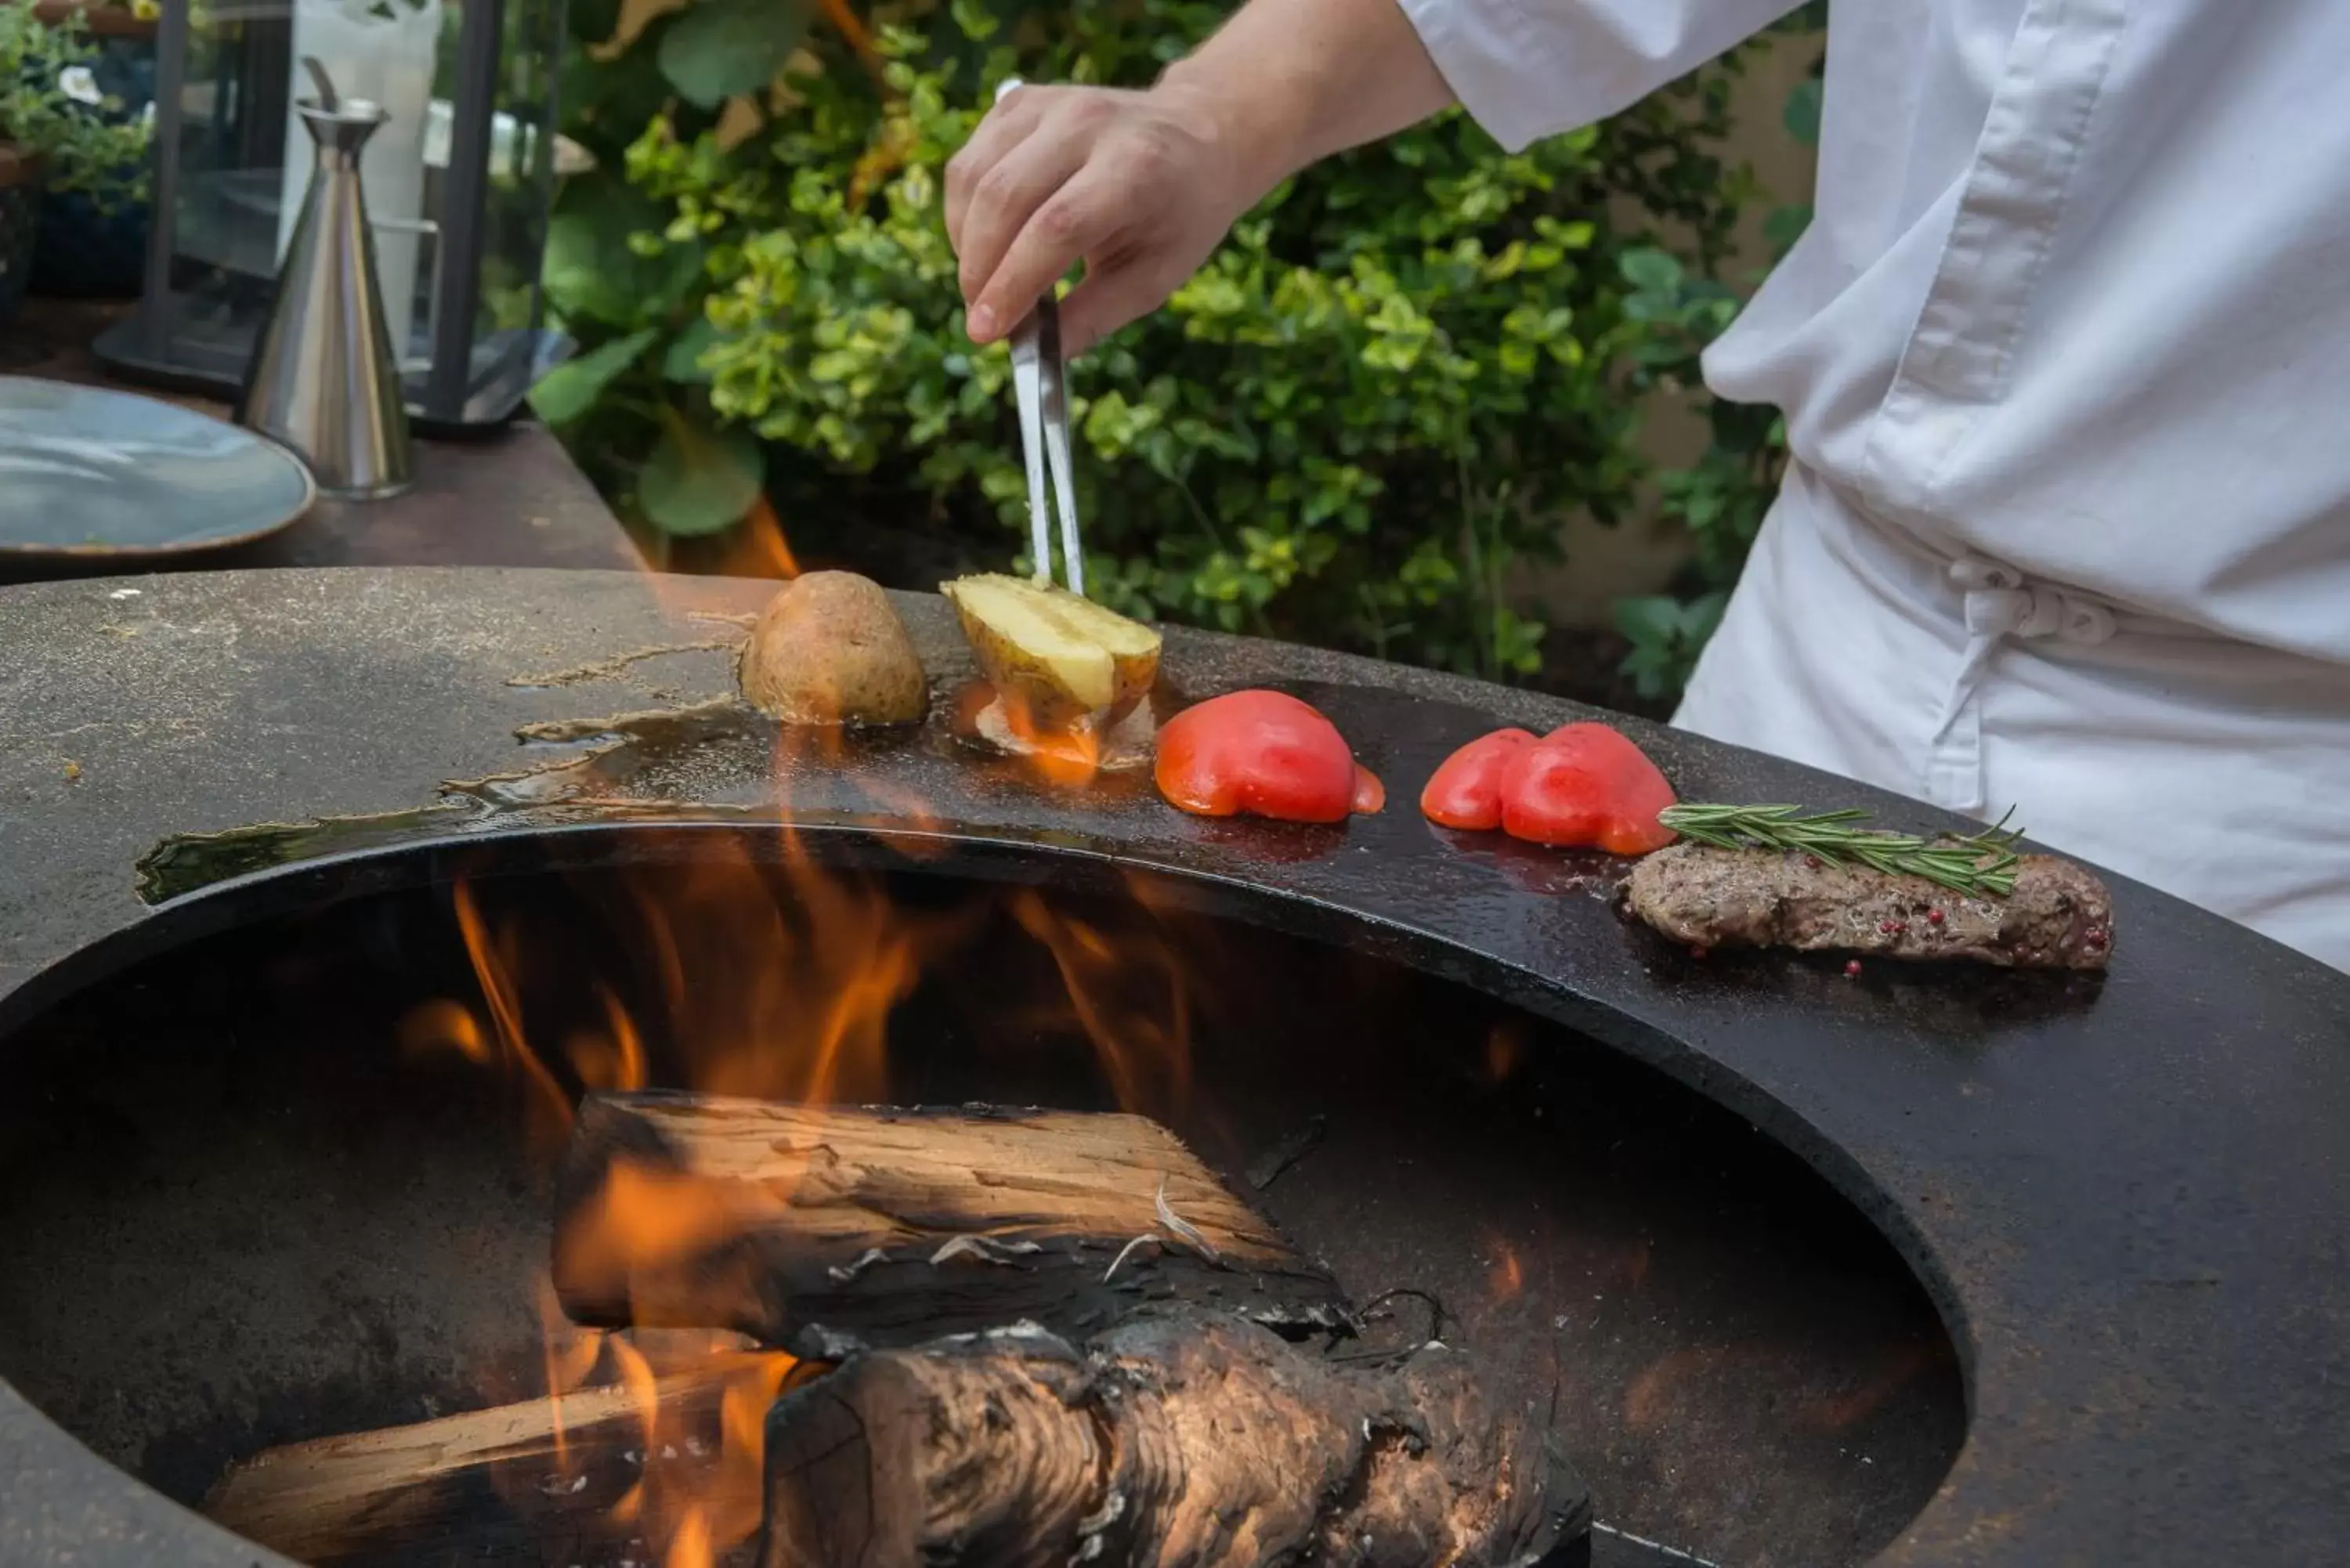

{"left": 966, "top": 161, "right": 1136, "bottom": 345}
{"left": 942, "top": 86, "right": 1043, "bottom": 252}
{"left": 950, "top": 124, "right": 1097, "bottom": 329}
{"left": 949, "top": 85, "right": 1223, "bottom": 349}
{"left": 1057, "top": 250, "right": 1187, "bottom": 358}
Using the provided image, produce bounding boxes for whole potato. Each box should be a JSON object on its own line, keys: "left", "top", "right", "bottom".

{"left": 739, "top": 573, "right": 928, "bottom": 725}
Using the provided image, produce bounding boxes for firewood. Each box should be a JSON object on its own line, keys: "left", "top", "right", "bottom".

{"left": 759, "top": 1308, "right": 1588, "bottom": 1568}
{"left": 551, "top": 1093, "right": 1347, "bottom": 1353}
{"left": 202, "top": 1353, "right": 790, "bottom": 1568}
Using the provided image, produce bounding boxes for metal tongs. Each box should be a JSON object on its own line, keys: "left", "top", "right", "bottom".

{"left": 995, "top": 78, "right": 1085, "bottom": 596}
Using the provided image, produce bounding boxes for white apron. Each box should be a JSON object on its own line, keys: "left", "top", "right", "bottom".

{"left": 1395, "top": 0, "right": 2350, "bottom": 970}
{"left": 1676, "top": 464, "right": 2350, "bottom": 971}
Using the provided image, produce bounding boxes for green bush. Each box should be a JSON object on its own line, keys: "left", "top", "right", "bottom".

{"left": 0, "top": 5, "right": 152, "bottom": 210}
{"left": 543, "top": 0, "right": 1818, "bottom": 692}
{"left": 1612, "top": 11, "right": 1820, "bottom": 699}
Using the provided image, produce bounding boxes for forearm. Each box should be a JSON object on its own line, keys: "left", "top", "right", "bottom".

{"left": 1154, "top": 0, "right": 1455, "bottom": 196}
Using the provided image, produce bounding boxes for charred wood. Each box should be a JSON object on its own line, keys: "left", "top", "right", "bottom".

{"left": 201, "top": 1353, "right": 797, "bottom": 1568}
{"left": 552, "top": 1093, "right": 1348, "bottom": 1354}
{"left": 759, "top": 1308, "right": 1587, "bottom": 1568}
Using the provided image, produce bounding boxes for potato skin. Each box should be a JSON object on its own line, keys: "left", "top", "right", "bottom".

{"left": 949, "top": 602, "right": 1094, "bottom": 731}
{"left": 739, "top": 573, "right": 928, "bottom": 726}
{"left": 1097, "top": 640, "right": 1160, "bottom": 728}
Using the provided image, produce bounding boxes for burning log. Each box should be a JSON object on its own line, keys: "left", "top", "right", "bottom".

{"left": 552, "top": 1093, "right": 1347, "bottom": 1353}
{"left": 202, "top": 1351, "right": 797, "bottom": 1568}
{"left": 760, "top": 1308, "right": 1588, "bottom": 1568}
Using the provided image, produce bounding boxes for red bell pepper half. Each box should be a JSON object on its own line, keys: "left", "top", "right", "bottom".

{"left": 1421, "top": 721, "right": 1676, "bottom": 854}
{"left": 1419, "top": 728, "right": 1538, "bottom": 831}
{"left": 1155, "top": 690, "right": 1383, "bottom": 824}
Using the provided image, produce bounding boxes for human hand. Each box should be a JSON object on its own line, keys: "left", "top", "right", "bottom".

{"left": 944, "top": 81, "right": 1271, "bottom": 358}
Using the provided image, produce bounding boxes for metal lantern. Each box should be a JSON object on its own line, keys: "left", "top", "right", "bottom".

{"left": 96, "top": 0, "right": 583, "bottom": 431}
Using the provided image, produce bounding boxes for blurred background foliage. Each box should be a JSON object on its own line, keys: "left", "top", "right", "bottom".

{"left": 539, "top": 0, "right": 1825, "bottom": 704}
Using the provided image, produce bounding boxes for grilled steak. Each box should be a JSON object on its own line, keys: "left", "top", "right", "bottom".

{"left": 1625, "top": 843, "right": 2113, "bottom": 970}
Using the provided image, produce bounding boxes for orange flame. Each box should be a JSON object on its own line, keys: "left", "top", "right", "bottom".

{"left": 1799, "top": 1341, "right": 1944, "bottom": 1433}
{"left": 1009, "top": 887, "right": 1192, "bottom": 1120}
{"left": 560, "top": 1159, "right": 790, "bottom": 1306}
{"left": 667, "top": 1505, "right": 713, "bottom": 1568}
{"left": 400, "top": 997, "right": 490, "bottom": 1065}
{"left": 664, "top": 836, "right": 937, "bottom": 1107}
{"left": 389, "top": 584, "right": 1220, "bottom": 1566}
{"left": 450, "top": 881, "right": 571, "bottom": 1147}
{"left": 608, "top": 1334, "right": 660, "bottom": 1526}
{"left": 403, "top": 846, "right": 948, "bottom": 1563}
{"left": 535, "top": 1275, "right": 606, "bottom": 1471}
{"left": 1486, "top": 1235, "right": 1524, "bottom": 1302}
{"left": 716, "top": 494, "right": 800, "bottom": 580}
{"left": 1484, "top": 1021, "right": 1524, "bottom": 1085}
{"left": 428, "top": 846, "right": 957, "bottom": 1115}
{"left": 709, "top": 1353, "right": 796, "bottom": 1546}
{"left": 997, "top": 699, "right": 1106, "bottom": 789}
{"left": 591, "top": 1338, "right": 795, "bottom": 1563}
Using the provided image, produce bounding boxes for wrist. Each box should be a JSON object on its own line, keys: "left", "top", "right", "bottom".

{"left": 1151, "top": 57, "right": 1307, "bottom": 207}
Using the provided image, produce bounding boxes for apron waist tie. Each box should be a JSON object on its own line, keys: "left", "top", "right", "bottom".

{"left": 1925, "top": 555, "right": 2119, "bottom": 813}
{"left": 1799, "top": 465, "right": 2224, "bottom": 813}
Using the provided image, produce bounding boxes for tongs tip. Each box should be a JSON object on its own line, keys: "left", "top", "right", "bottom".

{"left": 991, "top": 74, "right": 1083, "bottom": 593}
{"left": 1008, "top": 293, "right": 1084, "bottom": 597}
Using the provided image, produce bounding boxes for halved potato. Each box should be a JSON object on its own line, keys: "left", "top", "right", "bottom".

{"left": 940, "top": 573, "right": 1162, "bottom": 730}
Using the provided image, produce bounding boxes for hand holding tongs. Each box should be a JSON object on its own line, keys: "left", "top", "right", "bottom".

{"left": 994, "top": 77, "right": 1086, "bottom": 598}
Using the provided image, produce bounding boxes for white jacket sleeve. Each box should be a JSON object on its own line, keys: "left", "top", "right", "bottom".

{"left": 1395, "top": 0, "right": 1810, "bottom": 152}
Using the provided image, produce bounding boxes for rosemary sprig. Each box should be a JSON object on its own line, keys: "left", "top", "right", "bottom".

{"left": 1655, "top": 803, "right": 2026, "bottom": 899}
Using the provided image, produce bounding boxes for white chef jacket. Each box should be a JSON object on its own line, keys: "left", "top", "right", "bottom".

{"left": 1397, "top": 0, "right": 2350, "bottom": 970}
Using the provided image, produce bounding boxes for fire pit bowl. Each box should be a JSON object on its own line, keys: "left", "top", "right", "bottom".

{"left": 1, "top": 567, "right": 2346, "bottom": 1568}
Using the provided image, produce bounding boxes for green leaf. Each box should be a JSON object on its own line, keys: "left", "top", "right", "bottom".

{"left": 530, "top": 328, "right": 656, "bottom": 424}
{"left": 541, "top": 213, "right": 627, "bottom": 326}
{"left": 1618, "top": 247, "right": 1683, "bottom": 293}
{"left": 663, "top": 316, "right": 725, "bottom": 383}
{"left": 1613, "top": 591, "right": 1730, "bottom": 701}
{"left": 657, "top": 0, "right": 810, "bottom": 109}
{"left": 639, "top": 415, "right": 765, "bottom": 536}
{"left": 1682, "top": 591, "right": 1730, "bottom": 645}
{"left": 559, "top": 46, "right": 677, "bottom": 153}
{"left": 948, "top": 0, "right": 998, "bottom": 39}
{"left": 1782, "top": 78, "right": 1823, "bottom": 146}
{"left": 1614, "top": 594, "right": 1684, "bottom": 647}
{"left": 543, "top": 181, "right": 704, "bottom": 329}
